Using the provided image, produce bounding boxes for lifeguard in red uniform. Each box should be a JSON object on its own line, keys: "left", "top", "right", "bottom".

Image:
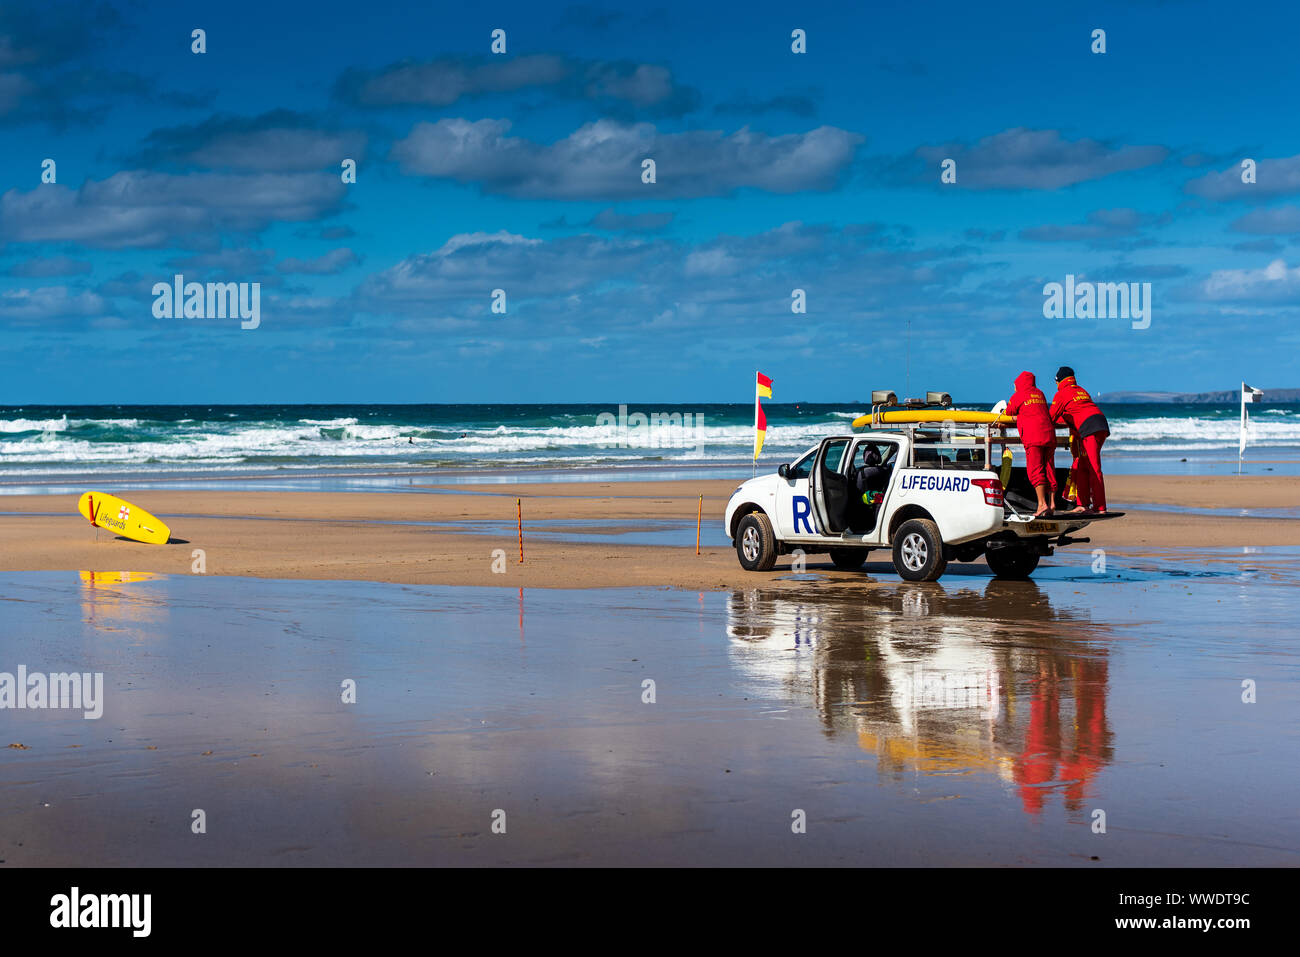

{"left": 1049, "top": 367, "right": 1110, "bottom": 513}
{"left": 1006, "top": 371, "right": 1058, "bottom": 518}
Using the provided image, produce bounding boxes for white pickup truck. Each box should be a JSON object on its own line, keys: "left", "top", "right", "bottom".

{"left": 724, "top": 426, "right": 1121, "bottom": 581}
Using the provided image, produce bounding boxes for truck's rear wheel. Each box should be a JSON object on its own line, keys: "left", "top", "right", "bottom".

{"left": 736, "top": 512, "right": 778, "bottom": 571}
{"left": 892, "top": 519, "right": 947, "bottom": 582}
{"left": 829, "top": 548, "right": 867, "bottom": 570}
{"left": 986, "top": 547, "right": 1040, "bottom": 579}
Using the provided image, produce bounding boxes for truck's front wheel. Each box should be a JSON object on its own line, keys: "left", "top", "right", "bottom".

{"left": 892, "top": 519, "right": 947, "bottom": 582}
{"left": 986, "top": 547, "right": 1040, "bottom": 579}
{"left": 736, "top": 512, "right": 778, "bottom": 571}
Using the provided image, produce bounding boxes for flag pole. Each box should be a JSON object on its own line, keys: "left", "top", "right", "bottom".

{"left": 753, "top": 370, "right": 758, "bottom": 478}
{"left": 1238, "top": 381, "right": 1263, "bottom": 473}
{"left": 1239, "top": 381, "right": 1245, "bottom": 475}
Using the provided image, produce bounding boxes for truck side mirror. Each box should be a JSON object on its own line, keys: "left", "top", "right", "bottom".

{"left": 777, "top": 464, "right": 790, "bottom": 478}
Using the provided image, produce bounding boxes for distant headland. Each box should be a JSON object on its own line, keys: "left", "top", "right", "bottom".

{"left": 1097, "top": 389, "right": 1300, "bottom": 403}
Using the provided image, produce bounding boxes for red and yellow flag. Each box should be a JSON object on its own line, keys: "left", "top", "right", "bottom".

{"left": 754, "top": 371, "right": 773, "bottom": 459}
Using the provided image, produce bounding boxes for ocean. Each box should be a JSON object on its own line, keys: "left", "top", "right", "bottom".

{"left": 1, "top": 402, "right": 1297, "bottom": 483}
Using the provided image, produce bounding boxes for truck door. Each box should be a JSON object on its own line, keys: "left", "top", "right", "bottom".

{"left": 809, "top": 437, "right": 851, "bottom": 535}
{"left": 775, "top": 448, "right": 818, "bottom": 539}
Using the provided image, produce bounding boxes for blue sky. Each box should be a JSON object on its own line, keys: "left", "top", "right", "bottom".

{"left": 3, "top": 0, "right": 1299, "bottom": 403}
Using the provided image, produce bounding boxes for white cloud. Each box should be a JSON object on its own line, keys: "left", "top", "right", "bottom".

{"left": 0, "top": 171, "right": 346, "bottom": 248}
{"left": 1202, "top": 258, "right": 1300, "bottom": 302}
{"left": 915, "top": 128, "right": 1167, "bottom": 189}
{"left": 0, "top": 285, "right": 108, "bottom": 320}
{"left": 390, "top": 118, "right": 861, "bottom": 199}
{"left": 1186, "top": 156, "right": 1300, "bottom": 202}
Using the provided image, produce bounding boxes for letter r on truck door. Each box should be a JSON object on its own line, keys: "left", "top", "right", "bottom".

{"left": 793, "top": 495, "right": 815, "bottom": 534}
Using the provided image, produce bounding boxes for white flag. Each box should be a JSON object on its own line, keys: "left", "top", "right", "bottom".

{"left": 1239, "top": 383, "right": 1264, "bottom": 459}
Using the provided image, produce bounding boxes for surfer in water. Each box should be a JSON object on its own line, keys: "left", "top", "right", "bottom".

{"left": 1049, "top": 367, "right": 1110, "bottom": 513}
{"left": 1006, "top": 371, "right": 1057, "bottom": 518}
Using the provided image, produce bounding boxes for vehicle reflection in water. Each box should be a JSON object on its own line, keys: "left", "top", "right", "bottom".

{"left": 726, "top": 581, "right": 1113, "bottom": 814}
{"left": 79, "top": 570, "right": 168, "bottom": 634}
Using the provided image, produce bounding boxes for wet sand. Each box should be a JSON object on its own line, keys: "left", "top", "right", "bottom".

{"left": 1, "top": 561, "right": 1296, "bottom": 866}
{"left": 1, "top": 475, "right": 1299, "bottom": 588}
{"left": 1, "top": 473, "right": 1297, "bottom": 866}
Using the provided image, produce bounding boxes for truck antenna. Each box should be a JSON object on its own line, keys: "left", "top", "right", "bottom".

{"left": 905, "top": 318, "right": 911, "bottom": 396}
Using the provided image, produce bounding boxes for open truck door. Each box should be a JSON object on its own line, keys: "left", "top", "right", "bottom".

{"left": 809, "top": 437, "right": 851, "bottom": 535}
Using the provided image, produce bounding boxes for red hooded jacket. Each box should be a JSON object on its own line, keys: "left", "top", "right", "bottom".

{"left": 1049, "top": 376, "right": 1109, "bottom": 438}
{"left": 1007, "top": 371, "right": 1055, "bottom": 446}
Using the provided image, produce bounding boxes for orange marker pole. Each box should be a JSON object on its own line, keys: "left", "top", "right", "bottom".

{"left": 517, "top": 498, "right": 524, "bottom": 563}
{"left": 696, "top": 494, "right": 702, "bottom": 555}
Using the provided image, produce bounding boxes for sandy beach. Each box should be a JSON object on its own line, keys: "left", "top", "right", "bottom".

{"left": 2, "top": 475, "right": 1298, "bottom": 588}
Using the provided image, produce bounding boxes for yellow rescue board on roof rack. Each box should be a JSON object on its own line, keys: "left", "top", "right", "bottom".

{"left": 851, "top": 409, "right": 1018, "bottom": 429}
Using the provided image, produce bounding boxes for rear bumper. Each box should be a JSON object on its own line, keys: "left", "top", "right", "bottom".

{"left": 1004, "top": 518, "right": 1091, "bottom": 539}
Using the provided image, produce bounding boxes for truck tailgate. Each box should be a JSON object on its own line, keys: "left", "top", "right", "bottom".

{"left": 1004, "top": 511, "right": 1125, "bottom": 536}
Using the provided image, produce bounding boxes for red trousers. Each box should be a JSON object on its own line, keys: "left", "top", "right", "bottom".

{"left": 1072, "top": 431, "right": 1107, "bottom": 510}
{"left": 1024, "top": 443, "right": 1058, "bottom": 491}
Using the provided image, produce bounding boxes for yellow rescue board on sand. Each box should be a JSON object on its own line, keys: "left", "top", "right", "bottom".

{"left": 77, "top": 491, "right": 171, "bottom": 545}
{"left": 851, "top": 409, "right": 1018, "bottom": 429}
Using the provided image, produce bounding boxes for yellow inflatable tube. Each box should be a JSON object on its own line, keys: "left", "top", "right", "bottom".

{"left": 851, "top": 409, "right": 1017, "bottom": 430}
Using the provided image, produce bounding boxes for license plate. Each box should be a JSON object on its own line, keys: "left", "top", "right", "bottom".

{"left": 1024, "top": 521, "right": 1057, "bottom": 533}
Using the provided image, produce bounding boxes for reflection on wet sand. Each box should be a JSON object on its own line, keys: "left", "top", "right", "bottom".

{"left": 3, "top": 568, "right": 1290, "bottom": 865}
{"left": 79, "top": 570, "right": 169, "bottom": 635}
{"left": 79, "top": 570, "right": 163, "bottom": 587}
{"left": 727, "top": 581, "right": 1114, "bottom": 814}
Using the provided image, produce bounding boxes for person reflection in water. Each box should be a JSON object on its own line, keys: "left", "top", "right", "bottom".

{"left": 1012, "top": 657, "right": 1111, "bottom": 813}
